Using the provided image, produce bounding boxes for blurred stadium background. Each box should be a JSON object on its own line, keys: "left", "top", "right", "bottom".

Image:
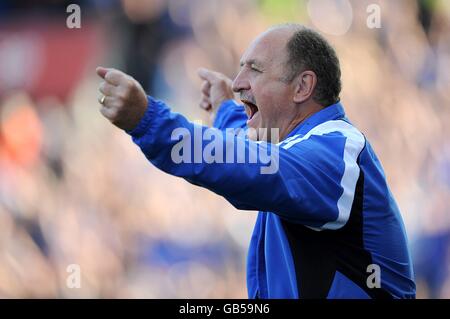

{"left": 0, "top": 0, "right": 449, "bottom": 298}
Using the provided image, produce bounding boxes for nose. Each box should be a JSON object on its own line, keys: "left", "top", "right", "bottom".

{"left": 232, "top": 70, "right": 251, "bottom": 93}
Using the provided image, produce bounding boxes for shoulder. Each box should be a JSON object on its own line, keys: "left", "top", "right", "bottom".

{"left": 280, "top": 120, "right": 365, "bottom": 151}
{"left": 278, "top": 120, "right": 367, "bottom": 167}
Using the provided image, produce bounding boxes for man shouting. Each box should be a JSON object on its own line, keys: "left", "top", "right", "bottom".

{"left": 96, "top": 24, "right": 415, "bottom": 299}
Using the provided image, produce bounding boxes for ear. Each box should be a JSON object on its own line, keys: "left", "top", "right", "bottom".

{"left": 293, "top": 71, "right": 317, "bottom": 104}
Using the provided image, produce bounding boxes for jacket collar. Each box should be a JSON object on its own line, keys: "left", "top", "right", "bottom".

{"left": 283, "top": 101, "right": 346, "bottom": 140}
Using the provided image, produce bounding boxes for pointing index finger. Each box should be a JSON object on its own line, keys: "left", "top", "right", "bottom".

{"left": 197, "top": 67, "right": 221, "bottom": 83}
{"left": 96, "top": 66, "right": 122, "bottom": 86}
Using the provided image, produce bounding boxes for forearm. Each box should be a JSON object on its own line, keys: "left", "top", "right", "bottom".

{"left": 127, "top": 97, "right": 279, "bottom": 206}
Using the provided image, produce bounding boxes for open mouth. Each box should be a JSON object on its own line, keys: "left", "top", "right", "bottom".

{"left": 241, "top": 100, "right": 259, "bottom": 120}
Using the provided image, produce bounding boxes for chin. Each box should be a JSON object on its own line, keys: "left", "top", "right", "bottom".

{"left": 247, "top": 128, "right": 259, "bottom": 141}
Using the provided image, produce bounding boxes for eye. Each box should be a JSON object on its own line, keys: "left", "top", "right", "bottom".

{"left": 250, "top": 63, "right": 261, "bottom": 72}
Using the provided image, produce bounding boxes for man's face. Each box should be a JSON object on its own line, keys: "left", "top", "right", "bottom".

{"left": 232, "top": 28, "right": 297, "bottom": 142}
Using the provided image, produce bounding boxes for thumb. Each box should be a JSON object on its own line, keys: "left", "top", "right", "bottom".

{"left": 96, "top": 66, "right": 110, "bottom": 79}
{"left": 197, "top": 67, "right": 220, "bottom": 83}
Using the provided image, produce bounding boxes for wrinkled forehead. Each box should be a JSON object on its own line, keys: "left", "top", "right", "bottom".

{"left": 240, "top": 28, "right": 294, "bottom": 68}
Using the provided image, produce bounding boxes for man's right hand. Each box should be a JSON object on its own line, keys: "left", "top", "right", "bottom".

{"left": 197, "top": 68, "right": 235, "bottom": 120}
{"left": 96, "top": 66, "right": 148, "bottom": 132}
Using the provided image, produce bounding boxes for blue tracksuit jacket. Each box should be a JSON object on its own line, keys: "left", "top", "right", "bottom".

{"left": 126, "top": 97, "right": 416, "bottom": 299}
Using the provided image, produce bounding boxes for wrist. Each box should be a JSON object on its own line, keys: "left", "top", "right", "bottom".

{"left": 126, "top": 96, "right": 154, "bottom": 137}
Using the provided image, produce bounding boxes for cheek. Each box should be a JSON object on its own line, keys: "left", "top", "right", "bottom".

{"left": 257, "top": 85, "right": 290, "bottom": 119}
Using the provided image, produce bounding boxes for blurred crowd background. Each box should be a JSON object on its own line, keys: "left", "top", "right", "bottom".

{"left": 0, "top": 0, "right": 449, "bottom": 298}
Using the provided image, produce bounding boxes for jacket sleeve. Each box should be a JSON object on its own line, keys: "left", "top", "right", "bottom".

{"left": 213, "top": 99, "right": 248, "bottom": 130}
{"left": 126, "top": 96, "right": 366, "bottom": 230}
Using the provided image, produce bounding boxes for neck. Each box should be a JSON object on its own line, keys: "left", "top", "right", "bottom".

{"left": 280, "top": 101, "right": 323, "bottom": 141}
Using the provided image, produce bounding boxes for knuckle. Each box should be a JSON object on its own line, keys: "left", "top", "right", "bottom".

{"left": 116, "top": 89, "right": 129, "bottom": 100}
{"left": 100, "top": 83, "right": 108, "bottom": 94}
{"left": 100, "top": 107, "right": 112, "bottom": 119}
{"left": 123, "top": 78, "right": 134, "bottom": 89}
{"left": 109, "top": 108, "right": 119, "bottom": 120}
{"left": 216, "top": 78, "right": 226, "bottom": 87}
{"left": 115, "top": 98, "right": 125, "bottom": 108}
{"left": 116, "top": 92, "right": 125, "bottom": 100}
{"left": 105, "top": 72, "right": 116, "bottom": 81}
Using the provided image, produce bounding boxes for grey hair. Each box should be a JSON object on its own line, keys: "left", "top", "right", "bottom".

{"left": 272, "top": 24, "right": 342, "bottom": 107}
